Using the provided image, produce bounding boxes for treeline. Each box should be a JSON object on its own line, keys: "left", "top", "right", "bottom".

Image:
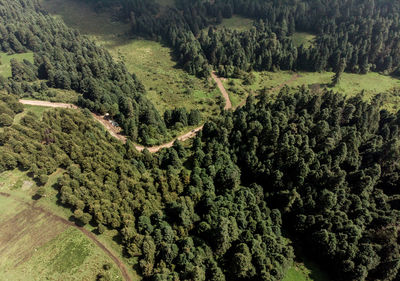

{"left": 0, "top": 0, "right": 168, "bottom": 145}
{"left": 0, "top": 103, "right": 292, "bottom": 280}
{"left": 81, "top": 0, "right": 400, "bottom": 78}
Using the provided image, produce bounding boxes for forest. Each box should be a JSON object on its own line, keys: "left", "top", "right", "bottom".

{"left": 80, "top": 0, "right": 400, "bottom": 79}
{"left": 2, "top": 0, "right": 400, "bottom": 280}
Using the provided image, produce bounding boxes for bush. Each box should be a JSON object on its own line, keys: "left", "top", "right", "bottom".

{"left": 0, "top": 113, "right": 13, "bottom": 127}
{"left": 38, "top": 174, "right": 49, "bottom": 186}
{"left": 36, "top": 187, "right": 46, "bottom": 197}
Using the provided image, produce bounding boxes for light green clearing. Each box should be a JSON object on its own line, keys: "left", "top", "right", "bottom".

{"left": 218, "top": 15, "right": 254, "bottom": 31}
{"left": 283, "top": 260, "right": 331, "bottom": 281}
{"left": 24, "top": 83, "right": 79, "bottom": 104}
{"left": 109, "top": 39, "right": 221, "bottom": 117}
{"left": 155, "top": 0, "right": 175, "bottom": 7}
{"left": 13, "top": 104, "right": 51, "bottom": 124}
{"left": 291, "top": 32, "right": 316, "bottom": 48}
{"left": 225, "top": 71, "right": 400, "bottom": 111}
{"left": 0, "top": 52, "right": 34, "bottom": 78}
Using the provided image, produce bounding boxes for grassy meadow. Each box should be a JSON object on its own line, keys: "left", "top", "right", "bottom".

{"left": 13, "top": 104, "right": 50, "bottom": 124}
{"left": 0, "top": 52, "right": 34, "bottom": 78}
{"left": 224, "top": 70, "right": 400, "bottom": 111}
{"left": 291, "top": 32, "right": 316, "bottom": 48}
{"left": 218, "top": 15, "right": 254, "bottom": 31}
{"left": 283, "top": 257, "right": 331, "bottom": 281}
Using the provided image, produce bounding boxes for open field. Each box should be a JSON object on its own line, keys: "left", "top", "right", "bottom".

{"left": 0, "top": 169, "right": 140, "bottom": 281}
{"left": 13, "top": 104, "right": 53, "bottom": 124}
{"left": 0, "top": 52, "right": 34, "bottom": 78}
{"left": 224, "top": 70, "right": 400, "bottom": 111}
{"left": 218, "top": 15, "right": 254, "bottom": 31}
{"left": 291, "top": 32, "right": 316, "bottom": 48}
{"left": 108, "top": 40, "right": 221, "bottom": 117}
{"left": 283, "top": 260, "right": 331, "bottom": 281}
{"left": 41, "top": 0, "right": 221, "bottom": 118}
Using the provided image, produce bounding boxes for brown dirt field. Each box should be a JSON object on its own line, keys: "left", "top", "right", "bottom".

{"left": 0, "top": 192, "right": 132, "bottom": 281}
{"left": 0, "top": 203, "right": 67, "bottom": 268}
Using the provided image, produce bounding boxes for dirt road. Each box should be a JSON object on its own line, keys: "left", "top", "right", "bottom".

{"left": 135, "top": 125, "right": 204, "bottom": 153}
{"left": 19, "top": 99, "right": 202, "bottom": 153}
{"left": 0, "top": 192, "right": 132, "bottom": 281}
{"left": 19, "top": 100, "right": 78, "bottom": 109}
{"left": 211, "top": 71, "right": 232, "bottom": 110}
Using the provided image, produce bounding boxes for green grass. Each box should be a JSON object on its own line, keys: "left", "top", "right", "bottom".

{"left": 155, "top": 0, "right": 175, "bottom": 7}
{"left": 0, "top": 52, "right": 34, "bottom": 78}
{"left": 218, "top": 15, "right": 254, "bottom": 31}
{"left": 107, "top": 39, "right": 221, "bottom": 117}
{"left": 0, "top": 169, "right": 140, "bottom": 281}
{"left": 291, "top": 32, "right": 316, "bottom": 48}
{"left": 13, "top": 104, "right": 51, "bottom": 124}
{"left": 225, "top": 70, "right": 400, "bottom": 111}
{"left": 283, "top": 259, "right": 331, "bottom": 281}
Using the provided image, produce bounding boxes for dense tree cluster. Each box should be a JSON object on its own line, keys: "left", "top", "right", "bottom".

{"left": 164, "top": 108, "right": 202, "bottom": 129}
{"left": 0, "top": 102, "right": 292, "bottom": 280}
{"left": 82, "top": 0, "right": 400, "bottom": 78}
{"left": 0, "top": 92, "right": 23, "bottom": 127}
{"left": 198, "top": 89, "right": 400, "bottom": 280}
{"left": 0, "top": 0, "right": 167, "bottom": 145}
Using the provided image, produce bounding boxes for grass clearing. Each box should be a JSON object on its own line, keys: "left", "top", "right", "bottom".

{"left": 225, "top": 70, "right": 400, "bottom": 111}
{"left": 13, "top": 104, "right": 51, "bottom": 124}
{"left": 0, "top": 169, "right": 140, "bottom": 281}
{"left": 0, "top": 52, "right": 34, "bottom": 78}
{"left": 108, "top": 39, "right": 221, "bottom": 117}
{"left": 283, "top": 259, "right": 331, "bottom": 281}
{"left": 218, "top": 15, "right": 254, "bottom": 31}
{"left": 155, "top": 0, "right": 175, "bottom": 7}
{"left": 291, "top": 32, "right": 316, "bottom": 48}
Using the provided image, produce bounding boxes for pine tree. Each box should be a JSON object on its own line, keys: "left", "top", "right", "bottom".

{"left": 331, "top": 58, "right": 346, "bottom": 86}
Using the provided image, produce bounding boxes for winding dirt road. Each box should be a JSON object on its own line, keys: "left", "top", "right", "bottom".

{"left": 0, "top": 192, "right": 132, "bottom": 281}
{"left": 19, "top": 99, "right": 203, "bottom": 152}
{"left": 19, "top": 73, "right": 295, "bottom": 152}
{"left": 135, "top": 125, "right": 204, "bottom": 153}
{"left": 211, "top": 71, "right": 232, "bottom": 110}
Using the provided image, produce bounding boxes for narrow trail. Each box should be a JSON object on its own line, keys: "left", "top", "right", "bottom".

{"left": 211, "top": 71, "right": 232, "bottom": 110}
{"left": 0, "top": 192, "right": 132, "bottom": 281}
